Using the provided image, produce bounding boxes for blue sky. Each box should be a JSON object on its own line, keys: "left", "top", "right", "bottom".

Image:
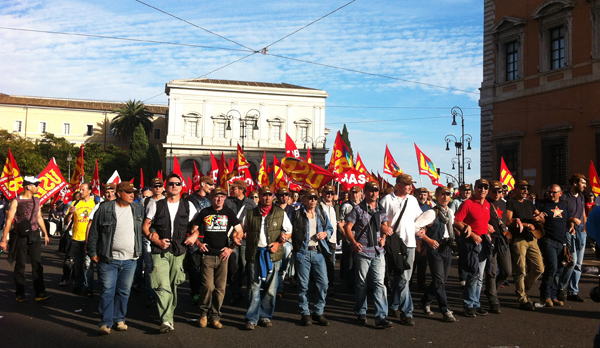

{"left": 0, "top": 0, "right": 484, "bottom": 189}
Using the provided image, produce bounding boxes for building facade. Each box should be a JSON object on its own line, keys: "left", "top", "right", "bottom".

{"left": 480, "top": 0, "right": 600, "bottom": 192}
{"left": 164, "top": 79, "right": 329, "bottom": 178}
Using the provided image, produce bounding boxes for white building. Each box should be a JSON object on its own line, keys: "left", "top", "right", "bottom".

{"left": 164, "top": 78, "right": 330, "bottom": 179}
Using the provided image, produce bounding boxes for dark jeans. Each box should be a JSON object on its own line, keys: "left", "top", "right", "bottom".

{"left": 421, "top": 246, "right": 451, "bottom": 313}
{"left": 413, "top": 239, "right": 428, "bottom": 289}
{"left": 14, "top": 235, "right": 45, "bottom": 297}
{"left": 228, "top": 244, "right": 246, "bottom": 298}
{"left": 72, "top": 240, "right": 94, "bottom": 290}
{"left": 340, "top": 241, "right": 354, "bottom": 287}
{"left": 324, "top": 242, "right": 337, "bottom": 288}
{"left": 538, "top": 237, "right": 564, "bottom": 300}
{"left": 484, "top": 248, "right": 512, "bottom": 305}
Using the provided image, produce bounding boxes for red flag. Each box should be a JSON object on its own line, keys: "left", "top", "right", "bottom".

{"left": 273, "top": 155, "right": 288, "bottom": 189}
{"left": 500, "top": 157, "right": 515, "bottom": 190}
{"left": 285, "top": 133, "right": 301, "bottom": 159}
{"left": 140, "top": 168, "right": 144, "bottom": 189}
{"left": 0, "top": 148, "right": 23, "bottom": 199}
{"left": 414, "top": 143, "right": 442, "bottom": 187}
{"left": 91, "top": 159, "right": 101, "bottom": 196}
{"left": 218, "top": 152, "right": 229, "bottom": 189}
{"left": 107, "top": 170, "right": 121, "bottom": 185}
{"left": 355, "top": 152, "right": 375, "bottom": 181}
{"left": 157, "top": 170, "right": 163, "bottom": 180}
{"left": 328, "top": 131, "right": 353, "bottom": 174}
{"left": 187, "top": 175, "right": 193, "bottom": 194}
{"left": 235, "top": 145, "right": 256, "bottom": 192}
{"left": 258, "top": 151, "right": 270, "bottom": 188}
{"left": 590, "top": 161, "right": 600, "bottom": 196}
{"left": 280, "top": 157, "right": 336, "bottom": 190}
{"left": 69, "top": 144, "right": 85, "bottom": 191}
{"left": 210, "top": 151, "right": 219, "bottom": 182}
{"left": 228, "top": 158, "right": 236, "bottom": 174}
{"left": 172, "top": 156, "right": 188, "bottom": 194}
{"left": 335, "top": 167, "right": 369, "bottom": 192}
{"left": 306, "top": 147, "right": 312, "bottom": 164}
{"left": 192, "top": 161, "right": 201, "bottom": 192}
{"left": 383, "top": 145, "right": 403, "bottom": 177}
{"left": 35, "top": 158, "right": 68, "bottom": 204}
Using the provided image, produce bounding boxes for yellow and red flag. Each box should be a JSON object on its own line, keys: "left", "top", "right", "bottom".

{"left": 383, "top": 145, "right": 403, "bottom": 177}
{"left": 218, "top": 152, "right": 230, "bottom": 189}
{"left": 237, "top": 144, "right": 250, "bottom": 171}
{"left": 273, "top": 155, "right": 288, "bottom": 189}
{"left": 69, "top": 144, "right": 85, "bottom": 192}
{"left": 414, "top": 143, "right": 442, "bottom": 187}
{"left": 590, "top": 160, "right": 600, "bottom": 196}
{"left": 258, "top": 151, "right": 270, "bottom": 187}
{"left": 36, "top": 158, "right": 68, "bottom": 204}
{"left": 91, "top": 159, "right": 101, "bottom": 196}
{"left": 281, "top": 157, "right": 336, "bottom": 190}
{"left": 0, "top": 148, "right": 23, "bottom": 199}
{"left": 306, "top": 147, "right": 312, "bottom": 164}
{"left": 500, "top": 157, "right": 515, "bottom": 190}
{"left": 355, "top": 152, "right": 375, "bottom": 181}
{"left": 285, "top": 133, "right": 301, "bottom": 159}
{"left": 328, "top": 131, "right": 353, "bottom": 174}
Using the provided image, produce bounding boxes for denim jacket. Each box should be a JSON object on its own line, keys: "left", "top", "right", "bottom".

{"left": 291, "top": 205, "right": 334, "bottom": 254}
{"left": 88, "top": 200, "right": 144, "bottom": 263}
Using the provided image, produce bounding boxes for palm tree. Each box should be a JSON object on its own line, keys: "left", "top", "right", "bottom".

{"left": 110, "top": 99, "right": 154, "bottom": 142}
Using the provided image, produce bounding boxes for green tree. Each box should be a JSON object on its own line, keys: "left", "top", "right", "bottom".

{"left": 129, "top": 124, "right": 149, "bottom": 185}
{"left": 340, "top": 124, "right": 353, "bottom": 156}
{"left": 146, "top": 143, "right": 163, "bottom": 183}
{"left": 110, "top": 99, "right": 154, "bottom": 142}
{"left": 0, "top": 130, "right": 46, "bottom": 176}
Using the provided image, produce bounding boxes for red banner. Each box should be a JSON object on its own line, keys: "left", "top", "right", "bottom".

{"left": 383, "top": 144, "right": 403, "bottom": 177}
{"left": 192, "top": 161, "right": 201, "bottom": 192}
{"left": 36, "top": 158, "right": 68, "bottom": 204}
{"left": 336, "top": 167, "right": 369, "bottom": 192}
{"left": 172, "top": 156, "right": 188, "bottom": 194}
{"left": 590, "top": 161, "right": 600, "bottom": 196}
{"left": 280, "top": 157, "right": 336, "bottom": 190}
{"left": 328, "top": 131, "right": 353, "bottom": 174}
{"left": 0, "top": 148, "right": 23, "bottom": 199}
{"left": 91, "top": 159, "right": 101, "bottom": 196}
{"left": 285, "top": 133, "right": 301, "bottom": 159}
{"left": 258, "top": 151, "right": 270, "bottom": 188}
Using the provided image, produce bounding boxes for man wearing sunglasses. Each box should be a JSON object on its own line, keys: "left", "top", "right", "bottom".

{"left": 243, "top": 186, "right": 292, "bottom": 329}
{"left": 143, "top": 173, "right": 199, "bottom": 333}
{"left": 1, "top": 176, "right": 51, "bottom": 302}
{"left": 320, "top": 185, "right": 342, "bottom": 295}
{"left": 506, "top": 179, "right": 545, "bottom": 311}
{"left": 453, "top": 179, "right": 493, "bottom": 318}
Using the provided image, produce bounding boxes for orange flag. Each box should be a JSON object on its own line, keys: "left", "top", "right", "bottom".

{"left": 383, "top": 145, "right": 403, "bottom": 177}
{"left": 355, "top": 152, "right": 375, "bottom": 181}
{"left": 306, "top": 147, "right": 312, "bottom": 164}
{"left": 500, "top": 157, "right": 515, "bottom": 190}
{"left": 590, "top": 161, "right": 600, "bottom": 195}
{"left": 280, "top": 157, "right": 336, "bottom": 190}
{"left": 328, "top": 131, "right": 353, "bottom": 174}
{"left": 258, "top": 151, "right": 270, "bottom": 187}
{"left": 0, "top": 148, "right": 23, "bottom": 199}
{"left": 69, "top": 144, "right": 85, "bottom": 191}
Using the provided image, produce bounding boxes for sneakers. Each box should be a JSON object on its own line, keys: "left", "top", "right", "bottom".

{"left": 475, "top": 307, "right": 488, "bottom": 316}
{"left": 211, "top": 320, "right": 223, "bottom": 329}
{"left": 423, "top": 305, "right": 434, "bottom": 316}
{"left": 15, "top": 295, "right": 27, "bottom": 302}
{"left": 258, "top": 319, "right": 272, "bottom": 328}
{"left": 35, "top": 293, "right": 51, "bottom": 302}
{"left": 544, "top": 298, "right": 554, "bottom": 307}
{"left": 553, "top": 299, "right": 564, "bottom": 306}
{"left": 356, "top": 315, "right": 367, "bottom": 325}
{"left": 113, "top": 322, "right": 128, "bottom": 331}
{"left": 311, "top": 314, "right": 330, "bottom": 326}
{"left": 198, "top": 316, "right": 207, "bottom": 328}
{"left": 375, "top": 318, "right": 393, "bottom": 329}
{"left": 245, "top": 321, "right": 256, "bottom": 330}
{"left": 399, "top": 317, "right": 415, "bottom": 326}
{"left": 464, "top": 307, "right": 477, "bottom": 317}
{"left": 443, "top": 311, "right": 457, "bottom": 322}
{"left": 489, "top": 304, "right": 501, "bottom": 314}
{"left": 98, "top": 325, "right": 111, "bottom": 335}
{"left": 300, "top": 315, "right": 312, "bottom": 326}
{"left": 519, "top": 302, "right": 535, "bottom": 311}
{"left": 160, "top": 321, "right": 174, "bottom": 333}
{"left": 567, "top": 294, "right": 585, "bottom": 302}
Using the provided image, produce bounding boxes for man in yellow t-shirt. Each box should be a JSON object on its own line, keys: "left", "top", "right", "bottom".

{"left": 65, "top": 182, "right": 96, "bottom": 296}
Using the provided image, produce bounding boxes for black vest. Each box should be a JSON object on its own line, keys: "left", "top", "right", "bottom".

{"left": 150, "top": 199, "right": 189, "bottom": 256}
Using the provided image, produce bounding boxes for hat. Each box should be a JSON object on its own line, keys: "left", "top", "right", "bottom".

{"left": 117, "top": 182, "right": 138, "bottom": 193}
{"left": 103, "top": 183, "right": 116, "bottom": 190}
{"left": 459, "top": 183, "right": 473, "bottom": 191}
{"left": 200, "top": 176, "right": 215, "bottom": 185}
{"left": 260, "top": 186, "right": 274, "bottom": 195}
{"left": 515, "top": 179, "right": 531, "bottom": 188}
{"left": 320, "top": 185, "right": 335, "bottom": 193}
{"left": 490, "top": 180, "right": 503, "bottom": 190}
{"left": 22, "top": 176, "right": 40, "bottom": 187}
{"left": 570, "top": 173, "right": 587, "bottom": 184}
{"left": 305, "top": 188, "right": 319, "bottom": 198}
{"left": 165, "top": 173, "right": 182, "bottom": 183}
{"left": 434, "top": 186, "right": 451, "bottom": 196}
{"left": 475, "top": 179, "right": 490, "bottom": 187}
{"left": 349, "top": 185, "right": 363, "bottom": 193}
{"left": 364, "top": 181, "right": 380, "bottom": 192}
{"left": 210, "top": 187, "right": 228, "bottom": 197}
{"left": 150, "top": 177, "right": 163, "bottom": 186}
{"left": 396, "top": 174, "right": 416, "bottom": 185}
{"left": 276, "top": 187, "right": 290, "bottom": 195}
{"left": 415, "top": 187, "right": 428, "bottom": 194}
{"left": 231, "top": 179, "right": 247, "bottom": 190}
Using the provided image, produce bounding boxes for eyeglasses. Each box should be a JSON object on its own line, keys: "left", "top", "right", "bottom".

{"left": 477, "top": 185, "right": 489, "bottom": 190}
{"left": 440, "top": 193, "right": 452, "bottom": 197}
{"left": 519, "top": 186, "right": 529, "bottom": 191}
{"left": 307, "top": 197, "right": 318, "bottom": 201}
{"left": 167, "top": 182, "right": 182, "bottom": 187}
{"left": 279, "top": 193, "right": 289, "bottom": 196}
{"left": 549, "top": 191, "right": 561, "bottom": 194}
{"left": 293, "top": 195, "right": 299, "bottom": 198}
{"left": 325, "top": 192, "right": 334, "bottom": 195}
{"left": 262, "top": 193, "right": 274, "bottom": 197}
{"left": 251, "top": 196, "right": 259, "bottom": 199}
{"left": 152, "top": 185, "right": 162, "bottom": 188}
{"left": 490, "top": 190, "right": 501, "bottom": 194}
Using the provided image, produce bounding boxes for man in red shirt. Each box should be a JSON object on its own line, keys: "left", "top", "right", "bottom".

{"left": 453, "top": 179, "right": 493, "bottom": 318}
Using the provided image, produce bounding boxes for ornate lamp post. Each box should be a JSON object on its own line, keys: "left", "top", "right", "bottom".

{"left": 225, "top": 109, "right": 260, "bottom": 151}
{"left": 66, "top": 153, "right": 72, "bottom": 179}
{"left": 444, "top": 106, "right": 472, "bottom": 185}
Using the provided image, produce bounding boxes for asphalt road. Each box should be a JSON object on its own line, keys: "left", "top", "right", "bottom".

{"left": 1, "top": 237, "right": 599, "bottom": 348}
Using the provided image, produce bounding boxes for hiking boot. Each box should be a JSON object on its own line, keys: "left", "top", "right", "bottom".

{"left": 300, "top": 315, "right": 312, "bottom": 326}
{"left": 399, "top": 317, "right": 415, "bottom": 326}
{"left": 114, "top": 322, "right": 128, "bottom": 331}
{"left": 543, "top": 298, "right": 554, "bottom": 307}
{"left": 259, "top": 319, "right": 273, "bottom": 327}
{"left": 98, "top": 325, "right": 111, "bottom": 335}
{"left": 375, "top": 318, "right": 393, "bottom": 329}
{"left": 423, "top": 305, "right": 434, "bottom": 316}
{"left": 553, "top": 299, "right": 564, "bottom": 306}
{"left": 311, "top": 314, "right": 329, "bottom": 326}
{"left": 356, "top": 315, "right": 367, "bottom": 325}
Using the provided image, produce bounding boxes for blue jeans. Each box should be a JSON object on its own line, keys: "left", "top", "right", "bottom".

{"left": 391, "top": 247, "right": 415, "bottom": 318}
{"left": 277, "top": 242, "right": 292, "bottom": 293}
{"left": 538, "top": 237, "right": 564, "bottom": 300}
{"left": 245, "top": 258, "right": 281, "bottom": 324}
{"left": 355, "top": 253, "right": 388, "bottom": 322}
{"left": 560, "top": 224, "right": 586, "bottom": 295}
{"left": 463, "top": 256, "right": 487, "bottom": 309}
{"left": 97, "top": 259, "right": 137, "bottom": 327}
{"left": 295, "top": 250, "right": 328, "bottom": 316}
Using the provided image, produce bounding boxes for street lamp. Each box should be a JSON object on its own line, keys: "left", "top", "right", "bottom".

{"left": 315, "top": 136, "right": 326, "bottom": 149}
{"left": 302, "top": 136, "right": 313, "bottom": 149}
{"left": 225, "top": 109, "right": 260, "bottom": 151}
{"left": 66, "top": 153, "right": 72, "bottom": 179}
{"left": 444, "top": 106, "right": 472, "bottom": 185}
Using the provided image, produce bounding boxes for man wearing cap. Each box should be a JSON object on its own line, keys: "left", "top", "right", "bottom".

{"left": 143, "top": 173, "right": 199, "bottom": 333}
{"left": 453, "top": 179, "right": 494, "bottom": 317}
{"left": 276, "top": 187, "right": 296, "bottom": 298}
{"left": 414, "top": 187, "right": 432, "bottom": 291}
{"left": 65, "top": 182, "right": 96, "bottom": 297}
{"left": 184, "top": 175, "right": 215, "bottom": 305}
{"left": 320, "top": 184, "right": 342, "bottom": 294}
{"left": 450, "top": 184, "right": 473, "bottom": 213}
{"left": 292, "top": 188, "right": 334, "bottom": 326}
{"left": 193, "top": 187, "right": 243, "bottom": 329}
{"left": 88, "top": 182, "right": 144, "bottom": 334}
{"left": 380, "top": 174, "right": 423, "bottom": 326}
{"left": 419, "top": 186, "right": 457, "bottom": 322}
{"left": 506, "top": 180, "right": 544, "bottom": 311}
{"left": 558, "top": 173, "right": 588, "bottom": 302}
{"left": 484, "top": 180, "right": 511, "bottom": 314}
{"left": 243, "top": 186, "right": 292, "bottom": 329}
{"left": 0, "top": 176, "right": 51, "bottom": 302}
{"left": 345, "top": 181, "right": 394, "bottom": 328}
{"left": 225, "top": 179, "right": 257, "bottom": 305}
{"left": 340, "top": 185, "right": 362, "bottom": 291}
